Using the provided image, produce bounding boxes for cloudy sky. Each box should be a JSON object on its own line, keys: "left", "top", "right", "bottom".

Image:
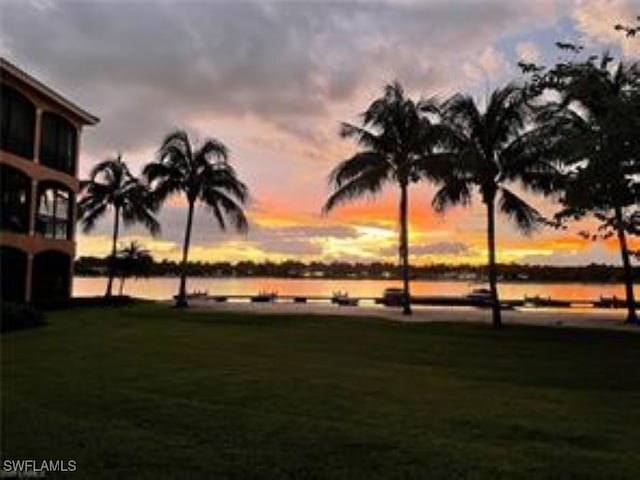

{"left": 2, "top": 0, "right": 639, "bottom": 265}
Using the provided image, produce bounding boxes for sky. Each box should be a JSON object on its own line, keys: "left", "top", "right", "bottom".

{"left": 1, "top": 0, "right": 639, "bottom": 266}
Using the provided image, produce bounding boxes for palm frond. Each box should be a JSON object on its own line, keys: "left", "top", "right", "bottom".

{"left": 441, "top": 93, "right": 482, "bottom": 135}
{"left": 431, "top": 176, "right": 473, "bottom": 213}
{"left": 88, "top": 156, "right": 122, "bottom": 182}
{"left": 339, "top": 123, "right": 385, "bottom": 151}
{"left": 78, "top": 202, "right": 108, "bottom": 233}
{"left": 196, "top": 138, "right": 228, "bottom": 161}
{"left": 159, "top": 130, "right": 191, "bottom": 158}
{"left": 362, "top": 81, "right": 404, "bottom": 127}
{"left": 133, "top": 207, "right": 161, "bottom": 236}
{"left": 144, "top": 160, "right": 187, "bottom": 204}
{"left": 322, "top": 165, "right": 389, "bottom": 214}
{"left": 201, "top": 164, "right": 249, "bottom": 205}
{"left": 209, "top": 202, "right": 227, "bottom": 231}
{"left": 119, "top": 180, "right": 161, "bottom": 235}
{"left": 156, "top": 131, "right": 191, "bottom": 177}
{"left": 211, "top": 192, "right": 249, "bottom": 233}
{"left": 417, "top": 96, "right": 441, "bottom": 115}
{"left": 498, "top": 187, "right": 543, "bottom": 235}
{"left": 328, "top": 152, "right": 390, "bottom": 187}
{"left": 486, "top": 84, "right": 528, "bottom": 150}
{"left": 189, "top": 157, "right": 251, "bottom": 233}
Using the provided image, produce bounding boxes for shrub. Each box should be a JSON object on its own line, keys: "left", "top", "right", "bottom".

{"left": 1, "top": 302, "right": 46, "bottom": 333}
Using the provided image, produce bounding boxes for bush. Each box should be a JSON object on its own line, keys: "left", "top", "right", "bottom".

{"left": 1, "top": 302, "right": 46, "bottom": 333}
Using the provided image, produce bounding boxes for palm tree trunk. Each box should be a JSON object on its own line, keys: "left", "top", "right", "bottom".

{"left": 486, "top": 198, "right": 502, "bottom": 328}
{"left": 176, "top": 200, "right": 195, "bottom": 308}
{"left": 399, "top": 183, "right": 412, "bottom": 315}
{"left": 614, "top": 206, "right": 638, "bottom": 324}
{"left": 105, "top": 206, "right": 120, "bottom": 297}
{"left": 119, "top": 276, "right": 125, "bottom": 296}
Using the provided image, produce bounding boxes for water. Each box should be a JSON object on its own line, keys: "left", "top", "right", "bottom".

{"left": 74, "top": 276, "right": 637, "bottom": 303}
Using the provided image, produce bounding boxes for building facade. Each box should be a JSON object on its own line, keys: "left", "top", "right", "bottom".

{"left": 1, "top": 58, "right": 98, "bottom": 304}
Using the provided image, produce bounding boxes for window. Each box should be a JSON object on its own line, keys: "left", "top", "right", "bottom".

{"left": 39, "top": 112, "right": 77, "bottom": 174}
{"left": 0, "top": 85, "right": 36, "bottom": 159}
{"left": 0, "top": 165, "right": 31, "bottom": 233}
{"left": 36, "top": 184, "right": 72, "bottom": 240}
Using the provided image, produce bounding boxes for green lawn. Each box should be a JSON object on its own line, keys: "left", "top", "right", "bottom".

{"left": 2, "top": 303, "right": 640, "bottom": 479}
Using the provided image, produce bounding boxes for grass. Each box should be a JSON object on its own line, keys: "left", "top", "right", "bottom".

{"left": 2, "top": 303, "right": 640, "bottom": 479}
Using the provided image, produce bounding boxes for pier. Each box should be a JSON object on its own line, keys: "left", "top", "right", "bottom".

{"left": 187, "top": 294, "right": 639, "bottom": 310}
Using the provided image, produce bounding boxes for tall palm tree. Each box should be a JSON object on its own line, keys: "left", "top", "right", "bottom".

{"left": 434, "top": 84, "right": 558, "bottom": 328}
{"left": 322, "top": 82, "right": 441, "bottom": 315}
{"left": 78, "top": 155, "right": 160, "bottom": 297}
{"left": 536, "top": 56, "right": 640, "bottom": 323}
{"left": 143, "top": 130, "right": 249, "bottom": 308}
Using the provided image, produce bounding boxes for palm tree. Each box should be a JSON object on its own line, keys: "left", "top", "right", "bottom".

{"left": 143, "top": 131, "right": 249, "bottom": 308}
{"left": 322, "top": 82, "right": 442, "bottom": 315}
{"left": 535, "top": 56, "right": 640, "bottom": 323}
{"left": 78, "top": 155, "right": 160, "bottom": 297}
{"left": 115, "top": 241, "right": 153, "bottom": 295}
{"left": 434, "top": 84, "right": 558, "bottom": 328}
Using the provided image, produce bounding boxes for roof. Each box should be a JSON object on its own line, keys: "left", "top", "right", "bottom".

{"left": 1, "top": 57, "right": 99, "bottom": 126}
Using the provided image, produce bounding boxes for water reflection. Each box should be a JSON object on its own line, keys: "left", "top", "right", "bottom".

{"left": 74, "top": 276, "right": 638, "bottom": 302}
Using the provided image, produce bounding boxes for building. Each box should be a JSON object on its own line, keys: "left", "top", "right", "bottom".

{"left": 1, "top": 58, "right": 99, "bottom": 304}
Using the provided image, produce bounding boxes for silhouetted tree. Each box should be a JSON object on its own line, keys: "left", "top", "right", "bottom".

{"left": 115, "top": 241, "right": 153, "bottom": 295}
{"left": 144, "top": 131, "right": 249, "bottom": 307}
{"left": 434, "top": 84, "right": 559, "bottom": 327}
{"left": 528, "top": 52, "right": 640, "bottom": 323}
{"left": 78, "top": 154, "right": 159, "bottom": 297}
{"left": 322, "top": 82, "right": 442, "bottom": 315}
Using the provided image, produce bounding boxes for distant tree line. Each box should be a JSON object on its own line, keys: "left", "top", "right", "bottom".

{"left": 74, "top": 256, "right": 637, "bottom": 284}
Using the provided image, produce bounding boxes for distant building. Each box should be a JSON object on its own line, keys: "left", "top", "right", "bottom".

{"left": 1, "top": 58, "right": 98, "bottom": 303}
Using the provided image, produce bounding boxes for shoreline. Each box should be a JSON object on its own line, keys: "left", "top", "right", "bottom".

{"left": 76, "top": 274, "right": 634, "bottom": 285}
{"left": 186, "top": 299, "right": 639, "bottom": 333}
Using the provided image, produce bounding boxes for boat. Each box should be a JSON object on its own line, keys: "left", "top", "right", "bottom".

{"left": 337, "top": 297, "right": 359, "bottom": 306}
{"left": 185, "top": 290, "right": 208, "bottom": 299}
{"left": 331, "top": 291, "right": 348, "bottom": 304}
{"left": 466, "top": 288, "right": 492, "bottom": 301}
{"left": 381, "top": 287, "right": 405, "bottom": 306}
{"left": 524, "top": 295, "right": 571, "bottom": 308}
{"left": 332, "top": 291, "right": 358, "bottom": 306}
{"left": 251, "top": 291, "right": 277, "bottom": 303}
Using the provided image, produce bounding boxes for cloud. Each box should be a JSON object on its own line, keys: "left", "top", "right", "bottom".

{"left": 77, "top": 206, "right": 359, "bottom": 259}
{"left": 572, "top": 0, "right": 640, "bottom": 56}
{"left": 414, "top": 241, "right": 473, "bottom": 256}
{"left": 250, "top": 239, "right": 323, "bottom": 256}
{"left": 516, "top": 41, "right": 542, "bottom": 63}
{"left": 2, "top": 0, "right": 569, "bottom": 158}
{"left": 380, "top": 241, "right": 473, "bottom": 257}
{"left": 256, "top": 224, "right": 358, "bottom": 239}
{"left": 519, "top": 242, "right": 625, "bottom": 265}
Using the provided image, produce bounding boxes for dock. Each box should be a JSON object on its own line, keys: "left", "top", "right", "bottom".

{"left": 188, "top": 294, "right": 639, "bottom": 310}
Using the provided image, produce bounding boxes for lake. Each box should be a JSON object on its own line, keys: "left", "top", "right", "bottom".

{"left": 74, "top": 276, "right": 638, "bottom": 302}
